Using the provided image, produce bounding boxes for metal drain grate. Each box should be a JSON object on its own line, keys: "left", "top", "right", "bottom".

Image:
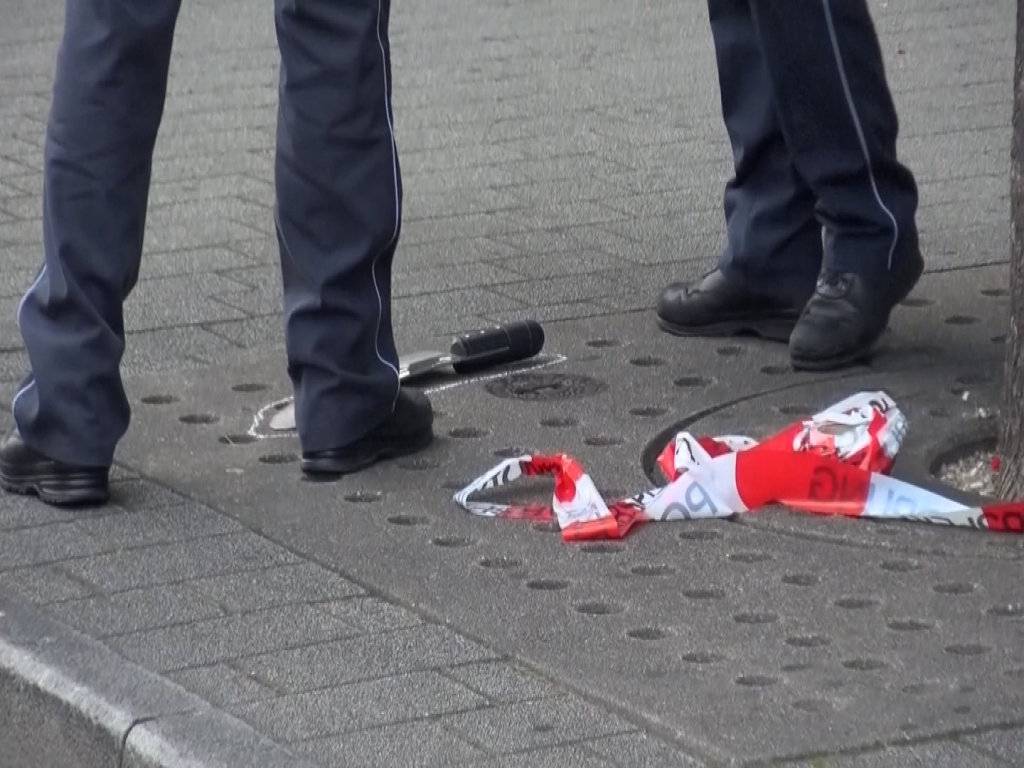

{"left": 486, "top": 372, "right": 606, "bottom": 401}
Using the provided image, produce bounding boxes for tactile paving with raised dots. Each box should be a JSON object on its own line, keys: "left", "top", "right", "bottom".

{"left": 117, "top": 266, "right": 1022, "bottom": 763}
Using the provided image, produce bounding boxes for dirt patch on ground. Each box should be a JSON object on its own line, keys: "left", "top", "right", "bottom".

{"left": 937, "top": 448, "right": 998, "bottom": 497}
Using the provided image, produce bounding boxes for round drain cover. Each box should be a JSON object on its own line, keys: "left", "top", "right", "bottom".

{"left": 486, "top": 372, "right": 606, "bottom": 401}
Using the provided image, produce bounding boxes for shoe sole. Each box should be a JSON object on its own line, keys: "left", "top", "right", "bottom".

{"left": 790, "top": 343, "right": 875, "bottom": 372}
{"left": 657, "top": 315, "right": 797, "bottom": 343}
{"left": 0, "top": 469, "right": 110, "bottom": 507}
{"left": 790, "top": 256, "right": 925, "bottom": 372}
{"left": 301, "top": 428, "right": 434, "bottom": 477}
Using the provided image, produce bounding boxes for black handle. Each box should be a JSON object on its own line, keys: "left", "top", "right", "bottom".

{"left": 450, "top": 320, "right": 545, "bottom": 374}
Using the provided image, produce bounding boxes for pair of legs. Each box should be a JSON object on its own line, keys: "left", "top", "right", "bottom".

{"left": 659, "top": 0, "right": 922, "bottom": 369}
{"left": 712, "top": 0, "right": 919, "bottom": 294}
{"left": 12, "top": 0, "right": 405, "bottom": 470}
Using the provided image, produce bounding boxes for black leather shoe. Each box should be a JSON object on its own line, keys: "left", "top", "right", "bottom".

{"left": 789, "top": 251, "right": 924, "bottom": 371}
{"left": 302, "top": 387, "right": 434, "bottom": 476}
{"left": 0, "top": 432, "right": 110, "bottom": 507}
{"left": 657, "top": 270, "right": 810, "bottom": 342}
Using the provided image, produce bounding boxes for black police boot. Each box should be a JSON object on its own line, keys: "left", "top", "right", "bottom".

{"left": 0, "top": 431, "right": 110, "bottom": 507}
{"left": 789, "top": 250, "right": 924, "bottom": 371}
{"left": 657, "top": 270, "right": 811, "bottom": 343}
{"left": 302, "top": 387, "right": 433, "bottom": 476}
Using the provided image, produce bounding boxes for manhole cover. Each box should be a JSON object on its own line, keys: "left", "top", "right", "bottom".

{"left": 486, "top": 372, "right": 606, "bottom": 401}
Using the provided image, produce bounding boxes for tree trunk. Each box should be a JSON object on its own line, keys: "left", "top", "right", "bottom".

{"left": 999, "top": 0, "right": 1024, "bottom": 498}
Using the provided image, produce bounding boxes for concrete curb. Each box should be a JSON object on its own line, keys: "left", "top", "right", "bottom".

{"left": 0, "top": 592, "right": 310, "bottom": 768}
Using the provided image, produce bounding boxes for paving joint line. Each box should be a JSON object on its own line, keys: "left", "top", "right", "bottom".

{"left": 279, "top": 701, "right": 517, "bottom": 750}
{"left": 217, "top": 656, "right": 509, "bottom": 701}
{"left": 93, "top": 598, "right": 376, "bottom": 642}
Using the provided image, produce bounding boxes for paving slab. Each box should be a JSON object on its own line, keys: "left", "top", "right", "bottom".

{"left": 295, "top": 720, "right": 488, "bottom": 768}
{"left": 235, "top": 624, "right": 499, "bottom": 694}
{"left": 586, "top": 733, "right": 707, "bottom": 768}
{"left": 229, "top": 670, "right": 489, "bottom": 743}
{"left": 48, "top": 583, "right": 226, "bottom": 638}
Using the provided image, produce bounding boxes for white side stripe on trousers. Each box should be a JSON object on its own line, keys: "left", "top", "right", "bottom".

{"left": 821, "top": 0, "right": 900, "bottom": 271}
{"left": 10, "top": 265, "right": 47, "bottom": 416}
{"left": 373, "top": 0, "right": 401, "bottom": 404}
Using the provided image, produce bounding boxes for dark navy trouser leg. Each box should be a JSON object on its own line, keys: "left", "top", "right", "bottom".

{"left": 710, "top": 0, "right": 823, "bottom": 301}
{"left": 14, "top": 0, "right": 181, "bottom": 467}
{"left": 748, "top": 0, "right": 919, "bottom": 275}
{"left": 274, "top": 0, "right": 402, "bottom": 452}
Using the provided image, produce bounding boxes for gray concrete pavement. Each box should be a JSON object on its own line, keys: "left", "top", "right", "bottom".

{"left": 1, "top": 0, "right": 1021, "bottom": 766}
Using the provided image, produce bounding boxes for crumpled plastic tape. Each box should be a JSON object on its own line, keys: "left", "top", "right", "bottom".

{"left": 453, "top": 391, "right": 1024, "bottom": 541}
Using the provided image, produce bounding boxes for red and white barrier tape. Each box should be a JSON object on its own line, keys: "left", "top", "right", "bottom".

{"left": 453, "top": 391, "right": 1023, "bottom": 542}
